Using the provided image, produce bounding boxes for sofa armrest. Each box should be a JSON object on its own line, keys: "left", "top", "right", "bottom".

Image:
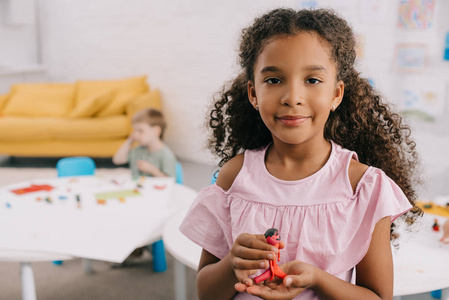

{"left": 0, "top": 93, "right": 10, "bottom": 113}
{"left": 126, "top": 89, "right": 162, "bottom": 119}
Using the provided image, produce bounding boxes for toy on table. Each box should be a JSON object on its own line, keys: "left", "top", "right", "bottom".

{"left": 254, "top": 228, "right": 287, "bottom": 284}
{"left": 440, "top": 220, "right": 449, "bottom": 244}
{"left": 433, "top": 219, "right": 440, "bottom": 231}
{"left": 76, "top": 194, "right": 81, "bottom": 209}
{"left": 11, "top": 184, "right": 54, "bottom": 195}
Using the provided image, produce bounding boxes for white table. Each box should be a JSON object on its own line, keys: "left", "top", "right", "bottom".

{"left": 163, "top": 208, "right": 202, "bottom": 300}
{"left": 163, "top": 209, "right": 449, "bottom": 300}
{"left": 0, "top": 175, "right": 197, "bottom": 300}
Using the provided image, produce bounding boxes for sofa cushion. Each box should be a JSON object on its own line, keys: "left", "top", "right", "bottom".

{"left": 96, "top": 92, "right": 135, "bottom": 117}
{"left": 0, "top": 93, "right": 9, "bottom": 112}
{"left": 0, "top": 115, "right": 130, "bottom": 141}
{"left": 75, "top": 75, "right": 149, "bottom": 108}
{"left": 126, "top": 89, "right": 162, "bottom": 118}
{"left": 68, "top": 90, "right": 113, "bottom": 118}
{"left": 2, "top": 83, "right": 75, "bottom": 117}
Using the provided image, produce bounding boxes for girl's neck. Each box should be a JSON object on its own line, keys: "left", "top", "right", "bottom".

{"left": 146, "top": 139, "right": 165, "bottom": 153}
{"left": 265, "top": 137, "right": 332, "bottom": 181}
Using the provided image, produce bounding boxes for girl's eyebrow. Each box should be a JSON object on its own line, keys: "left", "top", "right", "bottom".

{"left": 305, "top": 65, "right": 328, "bottom": 73}
{"left": 260, "top": 65, "right": 328, "bottom": 74}
{"left": 260, "top": 66, "right": 281, "bottom": 74}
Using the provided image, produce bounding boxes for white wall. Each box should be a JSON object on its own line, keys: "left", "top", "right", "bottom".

{"left": 0, "top": 0, "right": 47, "bottom": 92}
{"left": 4, "top": 0, "right": 449, "bottom": 196}
{"left": 38, "top": 0, "right": 297, "bottom": 164}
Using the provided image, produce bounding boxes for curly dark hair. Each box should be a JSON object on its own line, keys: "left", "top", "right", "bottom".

{"left": 208, "top": 8, "right": 422, "bottom": 222}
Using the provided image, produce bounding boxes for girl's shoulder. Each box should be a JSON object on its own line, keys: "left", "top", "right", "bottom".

{"left": 348, "top": 159, "right": 369, "bottom": 193}
{"left": 215, "top": 153, "right": 244, "bottom": 191}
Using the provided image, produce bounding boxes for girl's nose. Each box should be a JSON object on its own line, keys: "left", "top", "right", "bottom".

{"left": 280, "top": 84, "right": 303, "bottom": 107}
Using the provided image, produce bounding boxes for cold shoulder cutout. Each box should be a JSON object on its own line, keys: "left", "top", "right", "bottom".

{"left": 180, "top": 141, "right": 412, "bottom": 299}
{"left": 216, "top": 153, "right": 244, "bottom": 191}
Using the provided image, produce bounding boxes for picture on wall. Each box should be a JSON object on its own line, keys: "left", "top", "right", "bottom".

{"left": 397, "top": 0, "right": 436, "bottom": 30}
{"left": 398, "top": 80, "right": 445, "bottom": 122}
{"left": 394, "top": 43, "right": 428, "bottom": 72}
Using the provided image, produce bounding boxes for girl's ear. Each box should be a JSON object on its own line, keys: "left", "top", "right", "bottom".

{"left": 247, "top": 80, "right": 258, "bottom": 109}
{"left": 332, "top": 80, "right": 344, "bottom": 110}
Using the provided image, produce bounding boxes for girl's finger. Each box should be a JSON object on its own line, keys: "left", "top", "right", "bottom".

{"left": 231, "top": 256, "right": 268, "bottom": 270}
{"left": 236, "top": 234, "right": 278, "bottom": 252}
{"left": 233, "top": 244, "right": 275, "bottom": 261}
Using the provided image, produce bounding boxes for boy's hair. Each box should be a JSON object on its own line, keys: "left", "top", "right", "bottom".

{"left": 208, "top": 8, "right": 421, "bottom": 223}
{"left": 132, "top": 108, "right": 166, "bottom": 139}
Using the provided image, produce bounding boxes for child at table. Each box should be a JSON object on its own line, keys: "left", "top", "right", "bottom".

{"left": 180, "top": 8, "right": 422, "bottom": 300}
{"left": 113, "top": 108, "right": 177, "bottom": 179}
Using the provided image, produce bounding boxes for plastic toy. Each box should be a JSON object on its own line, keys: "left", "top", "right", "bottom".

{"left": 11, "top": 184, "right": 54, "bottom": 195}
{"left": 254, "top": 228, "right": 287, "bottom": 284}
{"left": 432, "top": 219, "right": 440, "bottom": 232}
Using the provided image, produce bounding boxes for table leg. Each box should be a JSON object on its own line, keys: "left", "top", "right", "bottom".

{"left": 20, "top": 262, "right": 37, "bottom": 300}
{"left": 83, "top": 258, "right": 93, "bottom": 274}
{"left": 174, "top": 259, "right": 187, "bottom": 300}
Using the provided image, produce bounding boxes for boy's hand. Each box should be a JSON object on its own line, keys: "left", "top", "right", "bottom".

{"left": 235, "top": 260, "right": 316, "bottom": 300}
{"left": 137, "top": 160, "right": 158, "bottom": 175}
{"left": 230, "top": 233, "right": 279, "bottom": 286}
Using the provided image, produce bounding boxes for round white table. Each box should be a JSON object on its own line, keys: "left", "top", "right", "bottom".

{"left": 163, "top": 209, "right": 449, "bottom": 300}
{"left": 1, "top": 176, "right": 198, "bottom": 300}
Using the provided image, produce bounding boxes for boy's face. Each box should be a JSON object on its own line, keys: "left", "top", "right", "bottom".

{"left": 132, "top": 122, "right": 161, "bottom": 146}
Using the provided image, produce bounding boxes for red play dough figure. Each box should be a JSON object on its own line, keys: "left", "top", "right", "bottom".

{"left": 254, "top": 228, "right": 287, "bottom": 284}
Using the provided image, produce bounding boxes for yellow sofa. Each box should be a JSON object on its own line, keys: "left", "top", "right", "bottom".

{"left": 0, "top": 75, "right": 161, "bottom": 157}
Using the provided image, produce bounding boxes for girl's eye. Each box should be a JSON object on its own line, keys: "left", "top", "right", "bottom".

{"left": 265, "top": 78, "right": 282, "bottom": 84}
{"left": 306, "top": 78, "right": 321, "bottom": 84}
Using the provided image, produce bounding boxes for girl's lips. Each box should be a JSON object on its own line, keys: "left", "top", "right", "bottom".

{"left": 277, "top": 115, "right": 309, "bottom": 127}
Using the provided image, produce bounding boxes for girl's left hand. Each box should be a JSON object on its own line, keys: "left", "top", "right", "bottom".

{"left": 235, "top": 260, "right": 317, "bottom": 300}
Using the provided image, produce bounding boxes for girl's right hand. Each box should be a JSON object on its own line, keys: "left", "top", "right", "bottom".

{"left": 230, "top": 233, "right": 279, "bottom": 286}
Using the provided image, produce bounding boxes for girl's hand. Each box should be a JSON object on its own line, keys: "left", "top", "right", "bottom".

{"left": 230, "top": 233, "right": 280, "bottom": 286}
{"left": 235, "top": 260, "right": 317, "bottom": 300}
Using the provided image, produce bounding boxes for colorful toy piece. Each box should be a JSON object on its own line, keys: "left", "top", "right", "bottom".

{"left": 11, "top": 184, "right": 54, "bottom": 195}
{"left": 433, "top": 219, "right": 440, "bottom": 232}
{"left": 97, "top": 199, "right": 106, "bottom": 205}
{"left": 254, "top": 228, "right": 287, "bottom": 284}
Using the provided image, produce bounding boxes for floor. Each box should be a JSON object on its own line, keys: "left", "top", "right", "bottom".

{"left": 0, "top": 156, "right": 441, "bottom": 300}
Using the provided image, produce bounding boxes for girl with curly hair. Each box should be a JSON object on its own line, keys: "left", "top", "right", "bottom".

{"left": 181, "top": 8, "right": 421, "bottom": 300}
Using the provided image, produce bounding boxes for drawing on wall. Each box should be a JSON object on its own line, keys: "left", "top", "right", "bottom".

{"left": 398, "top": 83, "right": 445, "bottom": 122}
{"left": 394, "top": 43, "right": 427, "bottom": 72}
{"left": 397, "top": 0, "right": 436, "bottom": 29}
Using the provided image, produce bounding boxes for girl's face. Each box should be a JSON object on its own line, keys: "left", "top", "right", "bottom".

{"left": 247, "top": 32, "right": 344, "bottom": 146}
{"left": 132, "top": 122, "right": 161, "bottom": 146}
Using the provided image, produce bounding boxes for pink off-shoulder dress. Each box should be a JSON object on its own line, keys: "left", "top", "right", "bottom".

{"left": 180, "top": 141, "right": 412, "bottom": 299}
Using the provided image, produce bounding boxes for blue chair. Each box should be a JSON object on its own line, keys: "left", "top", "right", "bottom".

{"left": 210, "top": 170, "right": 219, "bottom": 185}
{"left": 56, "top": 157, "right": 96, "bottom": 177}
{"left": 54, "top": 156, "right": 96, "bottom": 269}
{"left": 175, "top": 161, "right": 184, "bottom": 185}
{"left": 431, "top": 290, "right": 442, "bottom": 299}
{"left": 150, "top": 161, "right": 184, "bottom": 272}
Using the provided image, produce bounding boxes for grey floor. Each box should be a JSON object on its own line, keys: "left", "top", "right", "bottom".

{"left": 0, "top": 157, "right": 439, "bottom": 300}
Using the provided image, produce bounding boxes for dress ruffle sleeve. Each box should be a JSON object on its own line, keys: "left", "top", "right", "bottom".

{"left": 179, "top": 184, "right": 232, "bottom": 259}
{"left": 335, "top": 167, "right": 413, "bottom": 271}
